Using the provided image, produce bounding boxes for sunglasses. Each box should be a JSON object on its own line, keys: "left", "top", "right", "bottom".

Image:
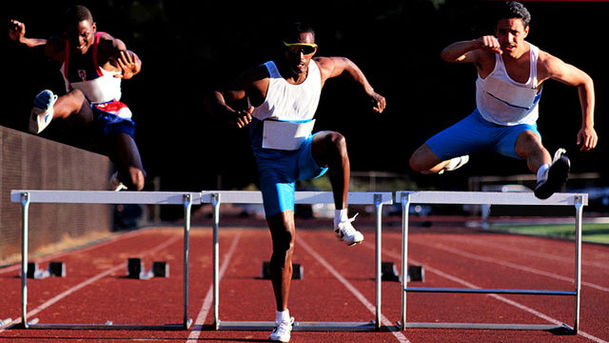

{"left": 283, "top": 41, "right": 317, "bottom": 55}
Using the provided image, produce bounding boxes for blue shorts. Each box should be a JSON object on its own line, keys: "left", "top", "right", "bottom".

{"left": 426, "top": 109, "right": 540, "bottom": 160}
{"left": 92, "top": 100, "right": 135, "bottom": 137}
{"left": 253, "top": 132, "right": 328, "bottom": 216}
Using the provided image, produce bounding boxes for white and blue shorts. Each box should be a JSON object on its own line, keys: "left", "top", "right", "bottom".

{"left": 253, "top": 132, "right": 328, "bottom": 217}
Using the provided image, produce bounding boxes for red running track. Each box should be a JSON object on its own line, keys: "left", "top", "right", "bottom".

{"left": 0, "top": 219, "right": 608, "bottom": 343}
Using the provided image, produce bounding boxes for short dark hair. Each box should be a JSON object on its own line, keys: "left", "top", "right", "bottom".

{"left": 281, "top": 22, "right": 315, "bottom": 43}
{"left": 495, "top": 1, "right": 531, "bottom": 28}
{"left": 64, "top": 5, "right": 93, "bottom": 26}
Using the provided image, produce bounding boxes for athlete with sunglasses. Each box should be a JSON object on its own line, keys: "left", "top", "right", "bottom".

{"left": 209, "top": 22, "right": 385, "bottom": 342}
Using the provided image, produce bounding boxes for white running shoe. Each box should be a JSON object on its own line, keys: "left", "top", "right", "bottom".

{"left": 438, "top": 155, "right": 469, "bottom": 174}
{"left": 29, "top": 90, "right": 57, "bottom": 134}
{"left": 269, "top": 317, "right": 294, "bottom": 342}
{"left": 334, "top": 213, "right": 364, "bottom": 246}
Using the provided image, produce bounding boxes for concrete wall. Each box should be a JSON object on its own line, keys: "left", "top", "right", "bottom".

{"left": 1, "top": 126, "right": 112, "bottom": 263}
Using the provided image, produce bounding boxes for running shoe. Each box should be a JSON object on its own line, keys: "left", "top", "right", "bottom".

{"left": 110, "top": 172, "right": 128, "bottom": 191}
{"left": 534, "top": 148, "right": 570, "bottom": 200}
{"left": 438, "top": 155, "right": 469, "bottom": 174}
{"left": 334, "top": 213, "right": 364, "bottom": 246}
{"left": 29, "top": 90, "right": 57, "bottom": 134}
{"left": 269, "top": 317, "right": 294, "bottom": 342}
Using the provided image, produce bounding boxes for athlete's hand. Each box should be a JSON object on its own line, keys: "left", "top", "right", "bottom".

{"left": 233, "top": 106, "right": 254, "bottom": 128}
{"left": 477, "top": 35, "right": 502, "bottom": 55}
{"left": 369, "top": 92, "right": 386, "bottom": 113}
{"left": 8, "top": 20, "right": 26, "bottom": 43}
{"left": 577, "top": 126, "right": 598, "bottom": 151}
{"left": 114, "top": 50, "right": 139, "bottom": 79}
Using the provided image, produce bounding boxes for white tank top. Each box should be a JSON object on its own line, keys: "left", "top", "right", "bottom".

{"left": 476, "top": 42, "right": 542, "bottom": 126}
{"left": 251, "top": 60, "right": 321, "bottom": 122}
{"left": 60, "top": 32, "right": 123, "bottom": 105}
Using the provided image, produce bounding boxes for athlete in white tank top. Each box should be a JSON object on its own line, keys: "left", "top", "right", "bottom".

{"left": 409, "top": 2, "right": 596, "bottom": 201}
{"left": 476, "top": 43, "right": 541, "bottom": 126}
{"left": 210, "top": 23, "right": 386, "bottom": 341}
{"left": 251, "top": 60, "right": 321, "bottom": 122}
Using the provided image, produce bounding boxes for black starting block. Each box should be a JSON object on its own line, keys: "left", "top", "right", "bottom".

{"left": 381, "top": 261, "right": 424, "bottom": 282}
{"left": 381, "top": 261, "right": 400, "bottom": 281}
{"left": 261, "top": 261, "right": 303, "bottom": 280}
{"left": 152, "top": 261, "right": 170, "bottom": 277}
{"left": 127, "top": 258, "right": 169, "bottom": 280}
{"left": 407, "top": 265, "right": 424, "bottom": 282}
{"left": 26, "top": 261, "right": 66, "bottom": 279}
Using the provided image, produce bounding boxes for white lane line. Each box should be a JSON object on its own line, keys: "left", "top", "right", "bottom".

{"left": 0, "top": 234, "right": 181, "bottom": 333}
{"left": 298, "top": 237, "right": 411, "bottom": 343}
{"left": 187, "top": 233, "right": 241, "bottom": 342}
{"left": 368, "top": 243, "right": 608, "bottom": 343}
{"left": 411, "top": 239, "right": 609, "bottom": 293}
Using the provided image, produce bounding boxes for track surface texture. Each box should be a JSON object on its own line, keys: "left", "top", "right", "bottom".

{"left": 1, "top": 216, "right": 608, "bottom": 343}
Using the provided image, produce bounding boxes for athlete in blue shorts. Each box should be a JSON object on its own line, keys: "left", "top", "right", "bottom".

{"left": 409, "top": 2, "right": 597, "bottom": 199}
{"left": 209, "top": 22, "right": 386, "bottom": 342}
{"left": 9, "top": 5, "right": 145, "bottom": 191}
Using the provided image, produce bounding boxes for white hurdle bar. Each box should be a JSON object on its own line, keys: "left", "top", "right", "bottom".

{"left": 10, "top": 190, "right": 201, "bottom": 330}
{"left": 200, "top": 191, "right": 393, "bottom": 331}
{"left": 395, "top": 191, "right": 588, "bottom": 333}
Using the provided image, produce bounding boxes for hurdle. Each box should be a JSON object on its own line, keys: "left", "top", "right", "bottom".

{"left": 10, "top": 190, "right": 200, "bottom": 330}
{"left": 395, "top": 191, "right": 587, "bottom": 333}
{"left": 200, "top": 191, "right": 393, "bottom": 331}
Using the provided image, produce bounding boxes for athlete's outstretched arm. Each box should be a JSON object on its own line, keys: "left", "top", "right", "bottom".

{"left": 315, "top": 56, "right": 386, "bottom": 113}
{"left": 8, "top": 19, "right": 63, "bottom": 62}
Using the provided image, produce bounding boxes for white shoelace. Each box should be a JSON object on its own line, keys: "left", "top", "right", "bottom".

{"left": 338, "top": 213, "right": 359, "bottom": 234}
{"left": 272, "top": 317, "right": 294, "bottom": 337}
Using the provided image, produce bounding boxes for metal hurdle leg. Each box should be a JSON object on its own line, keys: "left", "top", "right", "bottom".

{"left": 374, "top": 194, "right": 383, "bottom": 330}
{"left": 573, "top": 195, "right": 584, "bottom": 333}
{"left": 20, "top": 192, "right": 31, "bottom": 328}
{"left": 212, "top": 193, "right": 221, "bottom": 330}
{"left": 399, "top": 192, "right": 410, "bottom": 330}
{"left": 183, "top": 194, "right": 193, "bottom": 329}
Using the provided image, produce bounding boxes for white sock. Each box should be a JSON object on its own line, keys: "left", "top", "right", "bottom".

{"left": 334, "top": 208, "right": 348, "bottom": 227}
{"left": 537, "top": 164, "right": 550, "bottom": 182}
{"left": 276, "top": 309, "right": 290, "bottom": 322}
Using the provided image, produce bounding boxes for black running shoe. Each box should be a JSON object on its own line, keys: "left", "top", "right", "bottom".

{"left": 534, "top": 149, "right": 570, "bottom": 200}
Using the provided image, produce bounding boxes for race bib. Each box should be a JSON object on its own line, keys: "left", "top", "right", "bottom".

{"left": 262, "top": 119, "right": 316, "bottom": 151}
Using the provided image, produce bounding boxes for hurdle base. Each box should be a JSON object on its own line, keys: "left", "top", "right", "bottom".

{"left": 217, "top": 320, "right": 377, "bottom": 331}
{"left": 18, "top": 318, "right": 193, "bottom": 330}
{"left": 397, "top": 321, "right": 575, "bottom": 333}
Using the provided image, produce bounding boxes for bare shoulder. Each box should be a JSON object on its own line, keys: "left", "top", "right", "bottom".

{"left": 313, "top": 56, "right": 346, "bottom": 69}
{"left": 536, "top": 49, "right": 567, "bottom": 80}
{"left": 97, "top": 32, "right": 127, "bottom": 51}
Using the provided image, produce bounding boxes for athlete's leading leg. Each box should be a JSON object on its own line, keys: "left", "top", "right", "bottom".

{"left": 311, "top": 131, "right": 348, "bottom": 209}
{"left": 514, "top": 130, "right": 570, "bottom": 199}
{"left": 30, "top": 89, "right": 94, "bottom": 133}
{"left": 409, "top": 143, "right": 469, "bottom": 175}
{"left": 310, "top": 131, "right": 363, "bottom": 245}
